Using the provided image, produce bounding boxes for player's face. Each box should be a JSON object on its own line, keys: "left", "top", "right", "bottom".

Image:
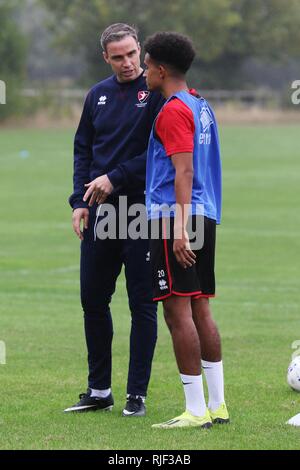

{"left": 143, "top": 53, "right": 163, "bottom": 91}
{"left": 103, "top": 36, "right": 142, "bottom": 83}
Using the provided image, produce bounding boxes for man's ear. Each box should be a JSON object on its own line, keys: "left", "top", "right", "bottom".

{"left": 103, "top": 51, "right": 110, "bottom": 64}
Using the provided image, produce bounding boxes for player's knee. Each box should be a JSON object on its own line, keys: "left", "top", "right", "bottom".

{"left": 163, "top": 305, "right": 184, "bottom": 331}
{"left": 192, "top": 298, "right": 211, "bottom": 318}
{"left": 162, "top": 302, "right": 172, "bottom": 320}
{"left": 163, "top": 313, "right": 173, "bottom": 333}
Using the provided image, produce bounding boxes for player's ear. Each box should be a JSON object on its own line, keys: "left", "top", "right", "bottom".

{"left": 159, "top": 65, "right": 166, "bottom": 79}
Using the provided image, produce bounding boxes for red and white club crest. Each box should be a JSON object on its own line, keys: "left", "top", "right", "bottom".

{"left": 138, "top": 91, "right": 150, "bottom": 103}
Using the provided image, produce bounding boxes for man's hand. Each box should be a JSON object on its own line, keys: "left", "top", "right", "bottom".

{"left": 173, "top": 226, "right": 196, "bottom": 269}
{"left": 83, "top": 175, "right": 114, "bottom": 207}
{"left": 72, "top": 208, "right": 89, "bottom": 240}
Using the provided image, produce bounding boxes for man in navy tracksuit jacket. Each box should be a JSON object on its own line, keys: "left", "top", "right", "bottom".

{"left": 65, "top": 24, "right": 164, "bottom": 416}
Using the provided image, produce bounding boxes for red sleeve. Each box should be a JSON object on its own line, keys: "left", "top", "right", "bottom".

{"left": 155, "top": 98, "right": 195, "bottom": 157}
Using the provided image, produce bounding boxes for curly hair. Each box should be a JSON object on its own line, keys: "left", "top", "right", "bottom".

{"left": 144, "top": 32, "right": 195, "bottom": 74}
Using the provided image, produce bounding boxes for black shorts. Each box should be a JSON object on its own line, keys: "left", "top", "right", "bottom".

{"left": 150, "top": 216, "right": 216, "bottom": 301}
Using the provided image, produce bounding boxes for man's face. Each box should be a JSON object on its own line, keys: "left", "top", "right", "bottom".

{"left": 143, "top": 53, "right": 163, "bottom": 91}
{"left": 103, "top": 36, "right": 141, "bottom": 83}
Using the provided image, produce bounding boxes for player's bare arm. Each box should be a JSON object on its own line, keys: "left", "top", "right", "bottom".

{"left": 171, "top": 152, "right": 196, "bottom": 269}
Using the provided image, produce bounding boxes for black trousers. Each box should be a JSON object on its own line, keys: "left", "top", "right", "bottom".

{"left": 80, "top": 205, "right": 157, "bottom": 396}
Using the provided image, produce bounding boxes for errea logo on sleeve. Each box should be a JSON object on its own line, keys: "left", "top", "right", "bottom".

{"left": 98, "top": 95, "right": 107, "bottom": 106}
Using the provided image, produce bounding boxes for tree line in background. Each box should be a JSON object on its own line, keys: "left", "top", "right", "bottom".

{"left": 1, "top": 0, "right": 300, "bottom": 120}
{"left": 41, "top": 0, "right": 300, "bottom": 88}
{"left": 0, "top": 0, "right": 27, "bottom": 119}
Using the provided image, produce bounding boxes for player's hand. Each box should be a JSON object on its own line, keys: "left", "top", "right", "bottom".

{"left": 72, "top": 208, "right": 89, "bottom": 240}
{"left": 83, "top": 175, "right": 114, "bottom": 207}
{"left": 173, "top": 227, "right": 196, "bottom": 269}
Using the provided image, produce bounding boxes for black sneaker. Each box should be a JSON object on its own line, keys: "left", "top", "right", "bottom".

{"left": 122, "top": 395, "right": 146, "bottom": 417}
{"left": 64, "top": 388, "right": 114, "bottom": 413}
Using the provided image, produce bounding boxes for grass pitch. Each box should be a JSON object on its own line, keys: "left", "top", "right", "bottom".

{"left": 0, "top": 125, "right": 300, "bottom": 450}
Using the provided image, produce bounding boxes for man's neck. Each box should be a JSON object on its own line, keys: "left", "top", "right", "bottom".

{"left": 162, "top": 80, "right": 189, "bottom": 99}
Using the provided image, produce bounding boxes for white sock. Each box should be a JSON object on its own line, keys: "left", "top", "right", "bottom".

{"left": 201, "top": 359, "right": 225, "bottom": 411}
{"left": 180, "top": 373, "right": 207, "bottom": 417}
{"left": 90, "top": 387, "right": 111, "bottom": 398}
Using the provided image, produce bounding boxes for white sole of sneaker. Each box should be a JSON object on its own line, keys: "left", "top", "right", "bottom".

{"left": 64, "top": 404, "right": 113, "bottom": 413}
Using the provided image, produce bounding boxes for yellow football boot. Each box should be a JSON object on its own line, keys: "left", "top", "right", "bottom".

{"left": 209, "top": 403, "right": 230, "bottom": 424}
{"left": 152, "top": 409, "right": 212, "bottom": 429}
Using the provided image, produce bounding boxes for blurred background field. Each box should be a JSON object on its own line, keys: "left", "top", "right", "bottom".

{"left": 0, "top": 0, "right": 300, "bottom": 451}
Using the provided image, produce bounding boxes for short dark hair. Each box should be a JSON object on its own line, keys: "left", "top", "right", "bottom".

{"left": 101, "top": 23, "right": 138, "bottom": 51}
{"left": 144, "top": 32, "right": 195, "bottom": 74}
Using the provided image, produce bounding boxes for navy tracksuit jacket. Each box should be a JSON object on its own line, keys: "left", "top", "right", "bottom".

{"left": 69, "top": 71, "right": 164, "bottom": 395}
